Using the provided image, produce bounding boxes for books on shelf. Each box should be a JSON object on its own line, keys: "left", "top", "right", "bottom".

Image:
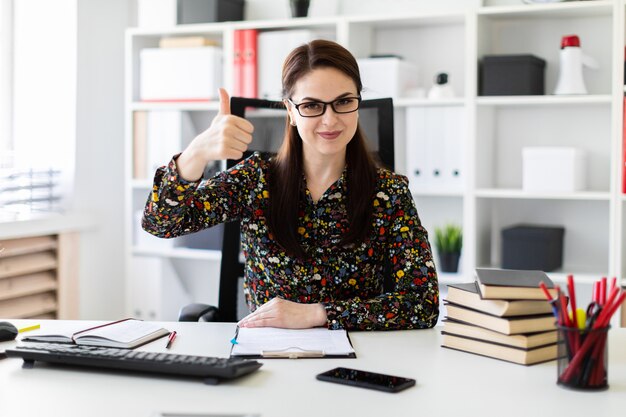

{"left": 445, "top": 303, "right": 555, "bottom": 335}
{"left": 233, "top": 29, "right": 258, "bottom": 98}
{"left": 446, "top": 282, "right": 552, "bottom": 317}
{"left": 441, "top": 333, "right": 558, "bottom": 366}
{"left": 475, "top": 268, "right": 556, "bottom": 300}
{"left": 21, "top": 318, "right": 170, "bottom": 349}
{"left": 159, "top": 36, "right": 220, "bottom": 48}
{"left": 241, "top": 29, "right": 258, "bottom": 99}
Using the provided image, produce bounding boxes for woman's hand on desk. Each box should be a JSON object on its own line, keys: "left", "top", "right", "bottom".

{"left": 238, "top": 298, "right": 327, "bottom": 329}
{"left": 177, "top": 88, "right": 255, "bottom": 181}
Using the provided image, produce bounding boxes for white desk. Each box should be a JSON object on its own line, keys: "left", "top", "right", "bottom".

{"left": 1, "top": 320, "right": 625, "bottom": 417}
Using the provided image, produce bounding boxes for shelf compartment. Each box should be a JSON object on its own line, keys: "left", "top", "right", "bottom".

{"left": 476, "top": 95, "right": 612, "bottom": 107}
{"left": 413, "top": 190, "right": 465, "bottom": 198}
{"left": 475, "top": 105, "right": 612, "bottom": 192}
{"left": 130, "top": 101, "right": 220, "bottom": 112}
{"left": 132, "top": 246, "right": 222, "bottom": 261}
{"left": 475, "top": 198, "right": 610, "bottom": 278}
{"left": 477, "top": 5, "right": 613, "bottom": 96}
{"left": 478, "top": 1, "right": 613, "bottom": 19}
{"left": 395, "top": 98, "right": 465, "bottom": 107}
{"left": 346, "top": 14, "right": 466, "bottom": 98}
{"left": 475, "top": 189, "right": 611, "bottom": 201}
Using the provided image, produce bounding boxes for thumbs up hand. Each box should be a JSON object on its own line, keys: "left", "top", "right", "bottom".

{"left": 176, "top": 88, "right": 255, "bottom": 181}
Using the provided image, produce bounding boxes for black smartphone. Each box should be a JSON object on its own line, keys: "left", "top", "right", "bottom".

{"left": 316, "top": 367, "right": 416, "bottom": 393}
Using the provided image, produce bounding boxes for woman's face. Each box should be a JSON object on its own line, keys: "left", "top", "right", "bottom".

{"left": 286, "top": 67, "right": 359, "bottom": 162}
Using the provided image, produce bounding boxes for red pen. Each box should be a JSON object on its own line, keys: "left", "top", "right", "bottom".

{"left": 166, "top": 331, "right": 177, "bottom": 349}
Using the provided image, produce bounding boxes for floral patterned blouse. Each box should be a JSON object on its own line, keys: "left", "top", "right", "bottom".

{"left": 142, "top": 153, "right": 439, "bottom": 331}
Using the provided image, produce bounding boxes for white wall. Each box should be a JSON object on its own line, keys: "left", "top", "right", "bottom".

{"left": 74, "top": 0, "right": 132, "bottom": 319}
{"left": 12, "top": 0, "right": 76, "bottom": 206}
{"left": 0, "top": 0, "right": 13, "bottom": 162}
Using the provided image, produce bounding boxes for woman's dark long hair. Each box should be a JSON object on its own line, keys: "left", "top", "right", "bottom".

{"left": 267, "top": 40, "right": 379, "bottom": 259}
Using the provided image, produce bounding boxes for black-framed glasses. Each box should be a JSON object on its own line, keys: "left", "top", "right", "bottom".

{"left": 287, "top": 96, "right": 362, "bottom": 117}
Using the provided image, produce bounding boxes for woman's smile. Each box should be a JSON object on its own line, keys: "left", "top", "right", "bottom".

{"left": 317, "top": 130, "right": 342, "bottom": 140}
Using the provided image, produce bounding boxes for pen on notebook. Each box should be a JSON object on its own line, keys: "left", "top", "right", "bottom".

{"left": 18, "top": 324, "right": 40, "bottom": 333}
{"left": 230, "top": 326, "right": 239, "bottom": 345}
{"left": 165, "top": 331, "right": 177, "bottom": 349}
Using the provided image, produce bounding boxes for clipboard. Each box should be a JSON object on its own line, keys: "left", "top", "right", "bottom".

{"left": 229, "top": 327, "right": 357, "bottom": 359}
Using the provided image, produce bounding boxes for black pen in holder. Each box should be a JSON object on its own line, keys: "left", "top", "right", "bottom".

{"left": 557, "top": 325, "right": 610, "bottom": 391}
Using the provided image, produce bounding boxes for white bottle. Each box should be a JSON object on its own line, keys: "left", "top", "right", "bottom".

{"left": 427, "top": 73, "right": 455, "bottom": 99}
{"left": 554, "top": 35, "right": 598, "bottom": 95}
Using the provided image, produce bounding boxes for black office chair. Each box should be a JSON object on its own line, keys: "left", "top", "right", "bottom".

{"left": 178, "top": 96, "right": 395, "bottom": 322}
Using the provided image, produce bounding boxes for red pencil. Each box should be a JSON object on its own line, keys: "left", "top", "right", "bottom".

{"left": 567, "top": 275, "right": 578, "bottom": 330}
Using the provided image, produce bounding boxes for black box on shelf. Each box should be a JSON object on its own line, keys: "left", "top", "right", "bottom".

{"left": 479, "top": 54, "right": 546, "bottom": 96}
{"left": 178, "top": 0, "right": 244, "bottom": 24}
{"left": 501, "top": 224, "right": 565, "bottom": 272}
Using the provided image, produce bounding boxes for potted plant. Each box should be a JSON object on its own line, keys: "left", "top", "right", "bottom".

{"left": 434, "top": 223, "right": 463, "bottom": 273}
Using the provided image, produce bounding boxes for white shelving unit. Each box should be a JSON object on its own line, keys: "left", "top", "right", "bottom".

{"left": 124, "top": 1, "right": 626, "bottom": 321}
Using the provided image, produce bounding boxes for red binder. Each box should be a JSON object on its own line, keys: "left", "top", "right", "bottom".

{"left": 233, "top": 30, "right": 245, "bottom": 97}
{"left": 242, "top": 29, "right": 258, "bottom": 98}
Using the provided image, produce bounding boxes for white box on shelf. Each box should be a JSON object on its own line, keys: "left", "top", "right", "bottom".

{"left": 522, "top": 147, "right": 587, "bottom": 192}
{"left": 137, "top": 0, "right": 177, "bottom": 28}
{"left": 357, "top": 57, "right": 419, "bottom": 100}
{"left": 140, "top": 47, "right": 223, "bottom": 102}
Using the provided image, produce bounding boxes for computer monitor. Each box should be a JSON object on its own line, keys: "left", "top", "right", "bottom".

{"left": 230, "top": 97, "right": 394, "bottom": 170}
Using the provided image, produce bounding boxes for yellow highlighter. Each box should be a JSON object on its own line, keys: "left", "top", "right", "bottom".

{"left": 18, "top": 324, "right": 40, "bottom": 333}
{"left": 569, "top": 309, "right": 587, "bottom": 330}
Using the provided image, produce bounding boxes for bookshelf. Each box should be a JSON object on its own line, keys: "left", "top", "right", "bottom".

{"left": 125, "top": 1, "right": 626, "bottom": 324}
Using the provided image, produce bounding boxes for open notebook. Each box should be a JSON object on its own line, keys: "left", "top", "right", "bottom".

{"left": 230, "top": 327, "right": 356, "bottom": 359}
{"left": 20, "top": 319, "right": 170, "bottom": 349}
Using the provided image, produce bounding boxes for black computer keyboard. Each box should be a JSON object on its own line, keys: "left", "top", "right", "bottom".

{"left": 5, "top": 343, "right": 262, "bottom": 384}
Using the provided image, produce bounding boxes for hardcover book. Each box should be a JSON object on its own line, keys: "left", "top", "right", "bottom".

{"left": 442, "top": 319, "right": 557, "bottom": 349}
{"left": 446, "top": 282, "right": 553, "bottom": 316}
{"left": 475, "top": 268, "right": 557, "bottom": 300}
{"left": 441, "top": 333, "right": 558, "bottom": 366}
{"left": 445, "top": 303, "right": 556, "bottom": 335}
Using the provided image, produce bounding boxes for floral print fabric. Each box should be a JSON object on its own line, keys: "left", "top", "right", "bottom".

{"left": 143, "top": 153, "right": 439, "bottom": 330}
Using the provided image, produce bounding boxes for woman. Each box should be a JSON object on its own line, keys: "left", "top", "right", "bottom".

{"left": 143, "top": 40, "right": 439, "bottom": 331}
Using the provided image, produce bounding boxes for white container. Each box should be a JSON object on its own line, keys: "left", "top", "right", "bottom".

{"left": 258, "top": 30, "right": 334, "bottom": 100}
{"left": 522, "top": 147, "right": 586, "bottom": 192}
{"left": 140, "top": 47, "right": 223, "bottom": 101}
{"left": 137, "top": 0, "right": 177, "bottom": 28}
{"left": 357, "top": 57, "right": 419, "bottom": 100}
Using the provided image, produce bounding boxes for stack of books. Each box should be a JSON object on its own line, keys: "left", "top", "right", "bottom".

{"left": 441, "top": 268, "right": 559, "bottom": 365}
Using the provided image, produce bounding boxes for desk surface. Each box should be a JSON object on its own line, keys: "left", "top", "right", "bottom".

{"left": 1, "top": 320, "right": 625, "bottom": 417}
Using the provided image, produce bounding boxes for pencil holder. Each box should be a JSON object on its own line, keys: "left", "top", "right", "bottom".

{"left": 556, "top": 325, "right": 610, "bottom": 391}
